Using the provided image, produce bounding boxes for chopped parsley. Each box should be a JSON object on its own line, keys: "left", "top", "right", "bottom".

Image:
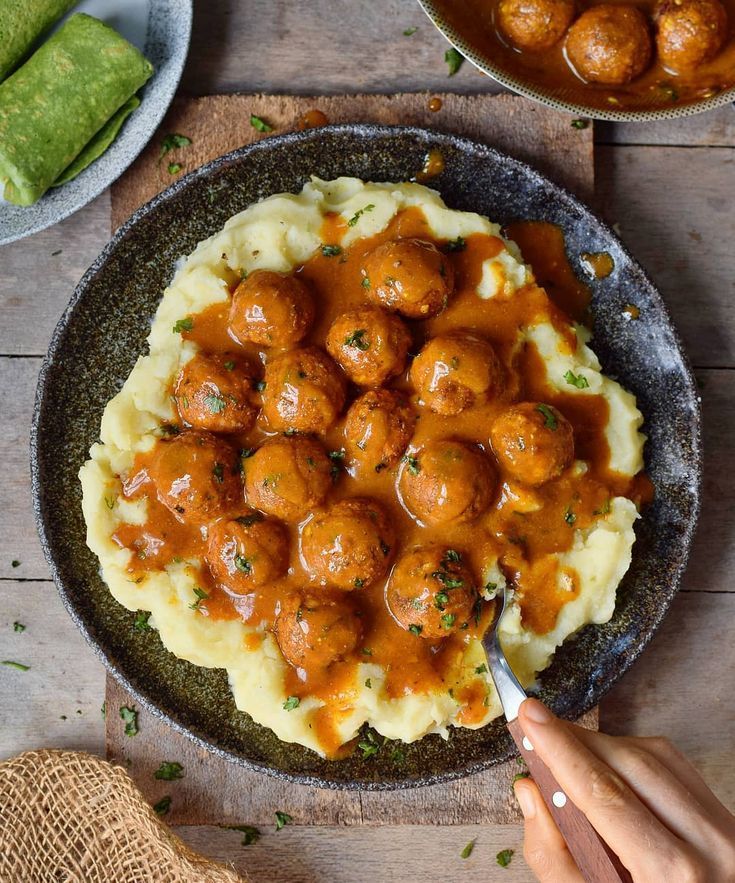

{"left": 189, "top": 587, "right": 209, "bottom": 611}
{"left": 536, "top": 403, "right": 558, "bottom": 430}
{"left": 444, "top": 549, "right": 461, "bottom": 564}
{"left": 119, "top": 706, "right": 139, "bottom": 737}
{"left": 433, "top": 570, "right": 464, "bottom": 589}
{"left": 497, "top": 848, "right": 514, "bottom": 868}
{"left": 441, "top": 613, "right": 456, "bottom": 630}
{"left": 250, "top": 114, "right": 273, "bottom": 133}
{"left": 564, "top": 507, "right": 577, "bottom": 526}
{"left": 11, "top": 560, "right": 20, "bottom": 568}
{"left": 2, "top": 660, "right": 29, "bottom": 671}
{"left": 204, "top": 393, "right": 227, "bottom": 414}
{"left": 153, "top": 796, "right": 172, "bottom": 816}
{"left": 354, "top": 577, "right": 365, "bottom": 589}
{"left": 347, "top": 204, "right": 375, "bottom": 227}
{"left": 167, "top": 162, "right": 182, "bottom": 175}
{"left": 445, "top": 236, "right": 466, "bottom": 252}
{"left": 403, "top": 26, "right": 418, "bottom": 35}
{"left": 571, "top": 119, "right": 589, "bottom": 130}
{"left": 172, "top": 317, "right": 193, "bottom": 334}
{"left": 225, "top": 824, "right": 260, "bottom": 845}
{"left": 361, "top": 276, "right": 371, "bottom": 288}
{"left": 358, "top": 728, "right": 381, "bottom": 758}
{"left": 234, "top": 555, "right": 252, "bottom": 573}
{"left": 283, "top": 696, "right": 300, "bottom": 711}
{"left": 435, "top": 591, "right": 449, "bottom": 610}
{"left": 403, "top": 454, "right": 420, "bottom": 475}
{"left": 445, "top": 47, "right": 465, "bottom": 76}
{"left": 160, "top": 133, "right": 192, "bottom": 157}
{"left": 240, "top": 447, "right": 256, "bottom": 459}
{"left": 12, "top": 622, "right": 25, "bottom": 633}
{"left": 321, "top": 244, "right": 342, "bottom": 257}
{"left": 564, "top": 369, "right": 589, "bottom": 389}
{"left": 344, "top": 328, "right": 370, "bottom": 350}
{"left": 329, "top": 449, "right": 345, "bottom": 461}
{"left": 154, "top": 761, "right": 184, "bottom": 781}
{"left": 362, "top": 647, "right": 373, "bottom": 656}
{"left": 475, "top": 663, "right": 488, "bottom": 674}
{"left": 274, "top": 811, "right": 293, "bottom": 831}
{"left": 133, "top": 611, "right": 151, "bottom": 631}
{"left": 212, "top": 462, "right": 225, "bottom": 484}
{"left": 236, "top": 512, "right": 264, "bottom": 527}
{"left": 408, "top": 624, "right": 423, "bottom": 636}
{"left": 365, "top": 678, "right": 372, "bottom": 689}
{"left": 254, "top": 380, "right": 266, "bottom": 393}
{"left": 513, "top": 771, "right": 530, "bottom": 784}
{"left": 224, "top": 360, "right": 236, "bottom": 371}
{"left": 461, "top": 839, "right": 476, "bottom": 859}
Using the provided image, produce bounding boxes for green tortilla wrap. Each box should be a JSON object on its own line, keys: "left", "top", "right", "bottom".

{"left": 0, "top": 14, "right": 153, "bottom": 206}
{"left": 0, "top": 0, "right": 78, "bottom": 82}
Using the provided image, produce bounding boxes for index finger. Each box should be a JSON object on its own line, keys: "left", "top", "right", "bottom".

{"left": 518, "top": 699, "right": 684, "bottom": 880}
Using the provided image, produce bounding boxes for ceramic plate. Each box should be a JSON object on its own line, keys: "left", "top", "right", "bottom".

{"left": 0, "top": 0, "right": 192, "bottom": 246}
{"left": 31, "top": 126, "right": 701, "bottom": 788}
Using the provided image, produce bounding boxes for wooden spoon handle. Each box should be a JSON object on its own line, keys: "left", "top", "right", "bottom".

{"left": 508, "top": 718, "right": 633, "bottom": 883}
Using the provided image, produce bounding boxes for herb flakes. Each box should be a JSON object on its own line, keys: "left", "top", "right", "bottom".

{"left": 225, "top": 824, "right": 260, "bottom": 845}
{"left": 2, "top": 660, "right": 29, "bottom": 671}
{"left": 445, "top": 47, "right": 465, "bottom": 76}
{"left": 497, "top": 848, "right": 514, "bottom": 868}
{"left": 12, "top": 622, "right": 25, "bottom": 633}
{"left": 461, "top": 839, "right": 476, "bottom": 859}
{"left": 153, "top": 796, "right": 172, "bottom": 816}
{"left": 536, "top": 403, "right": 558, "bottom": 430}
{"left": 564, "top": 369, "right": 589, "bottom": 389}
{"left": 250, "top": 114, "right": 273, "bottom": 133}
{"left": 283, "top": 696, "right": 300, "bottom": 711}
{"left": 274, "top": 810, "right": 293, "bottom": 831}
{"left": 347, "top": 204, "right": 375, "bottom": 227}
{"left": 160, "top": 133, "right": 192, "bottom": 158}
{"left": 154, "top": 761, "right": 184, "bottom": 781}
{"left": 119, "top": 705, "right": 139, "bottom": 737}
{"left": 172, "top": 317, "right": 193, "bottom": 334}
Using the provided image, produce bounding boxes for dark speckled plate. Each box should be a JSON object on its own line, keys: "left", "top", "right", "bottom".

{"left": 31, "top": 125, "right": 701, "bottom": 789}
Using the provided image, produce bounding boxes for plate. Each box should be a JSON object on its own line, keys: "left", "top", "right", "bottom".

{"left": 418, "top": 0, "right": 735, "bottom": 123}
{"left": 31, "top": 126, "right": 701, "bottom": 789}
{"left": 0, "top": 0, "right": 192, "bottom": 246}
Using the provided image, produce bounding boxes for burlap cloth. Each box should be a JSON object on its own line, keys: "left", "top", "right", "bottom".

{"left": 0, "top": 750, "right": 244, "bottom": 882}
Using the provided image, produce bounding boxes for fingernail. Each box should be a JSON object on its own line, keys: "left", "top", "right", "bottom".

{"left": 515, "top": 783, "right": 536, "bottom": 819}
{"left": 523, "top": 698, "right": 552, "bottom": 724}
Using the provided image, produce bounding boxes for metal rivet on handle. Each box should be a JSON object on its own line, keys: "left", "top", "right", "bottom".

{"left": 522, "top": 737, "right": 534, "bottom": 751}
{"left": 552, "top": 791, "right": 567, "bottom": 808}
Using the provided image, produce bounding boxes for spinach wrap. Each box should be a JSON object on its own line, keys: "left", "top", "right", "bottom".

{"left": 0, "top": 0, "right": 77, "bottom": 82}
{"left": 0, "top": 14, "right": 153, "bottom": 206}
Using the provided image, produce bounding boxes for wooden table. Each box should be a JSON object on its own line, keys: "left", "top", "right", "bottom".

{"left": 0, "top": 2, "right": 733, "bottom": 880}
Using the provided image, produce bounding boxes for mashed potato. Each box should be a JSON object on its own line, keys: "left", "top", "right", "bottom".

{"left": 80, "top": 178, "right": 645, "bottom": 756}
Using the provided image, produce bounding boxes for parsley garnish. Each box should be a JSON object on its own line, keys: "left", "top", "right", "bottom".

{"left": 564, "top": 507, "right": 577, "bottom": 526}
{"left": 204, "top": 394, "right": 226, "bottom": 414}
{"left": 365, "top": 678, "right": 372, "bottom": 688}
{"left": 321, "top": 244, "right": 342, "bottom": 257}
{"left": 11, "top": 560, "right": 20, "bottom": 568}
{"left": 441, "top": 613, "right": 456, "bottom": 629}
{"left": 358, "top": 728, "right": 381, "bottom": 758}
{"left": 283, "top": 696, "right": 300, "bottom": 711}
{"left": 12, "top": 622, "right": 25, "bottom": 633}
{"left": 160, "top": 133, "right": 192, "bottom": 157}
{"left": 167, "top": 162, "right": 182, "bottom": 175}
{"left": 435, "top": 591, "right": 449, "bottom": 610}
{"left": 347, "top": 204, "right": 375, "bottom": 227}
{"left": 189, "top": 587, "right": 209, "bottom": 611}
{"left": 564, "top": 369, "right": 589, "bottom": 389}
{"left": 403, "top": 26, "right": 418, "bottom": 35}
{"left": 240, "top": 447, "right": 256, "bottom": 459}
{"left": 536, "top": 403, "right": 558, "bottom": 430}
{"left": 444, "top": 549, "right": 461, "bottom": 564}
{"left": 433, "top": 570, "right": 464, "bottom": 589}
{"left": 362, "top": 647, "right": 373, "bottom": 656}
{"left": 445, "top": 236, "right": 466, "bottom": 252}
{"left": 119, "top": 706, "right": 139, "bottom": 737}
{"left": 225, "top": 824, "right": 260, "bottom": 845}
{"left": 513, "top": 771, "right": 530, "bottom": 783}
{"left": 329, "top": 449, "right": 345, "bottom": 461}
{"left": 236, "top": 512, "right": 264, "bottom": 527}
{"left": 571, "top": 119, "right": 589, "bottom": 130}
{"left": 461, "top": 839, "right": 476, "bottom": 859}
{"left": 234, "top": 555, "right": 252, "bottom": 573}
{"left": 2, "top": 660, "right": 29, "bottom": 671}
{"left": 172, "top": 317, "right": 193, "bottom": 334}
{"left": 403, "top": 454, "right": 420, "bottom": 475}
{"left": 475, "top": 663, "right": 488, "bottom": 674}
{"left": 497, "top": 848, "right": 514, "bottom": 868}
{"left": 154, "top": 761, "right": 184, "bottom": 781}
{"left": 153, "top": 796, "right": 172, "bottom": 816}
{"left": 445, "top": 47, "right": 465, "bottom": 76}
{"left": 255, "top": 380, "right": 266, "bottom": 392}
{"left": 224, "top": 360, "right": 236, "bottom": 371}
{"left": 344, "top": 328, "right": 369, "bottom": 350}
{"left": 250, "top": 114, "right": 273, "bottom": 133}
{"left": 275, "top": 811, "right": 293, "bottom": 830}
{"left": 361, "top": 276, "right": 371, "bottom": 288}
{"left": 409, "top": 624, "right": 423, "bottom": 636}
{"left": 133, "top": 611, "right": 151, "bottom": 631}
{"left": 354, "top": 577, "right": 365, "bottom": 588}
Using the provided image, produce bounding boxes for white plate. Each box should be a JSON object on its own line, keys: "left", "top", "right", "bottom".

{"left": 0, "top": 0, "right": 192, "bottom": 246}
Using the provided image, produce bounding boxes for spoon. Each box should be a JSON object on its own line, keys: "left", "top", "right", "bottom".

{"left": 483, "top": 584, "right": 633, "bottom": 883}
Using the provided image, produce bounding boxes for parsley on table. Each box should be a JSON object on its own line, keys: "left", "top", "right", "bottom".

{"left": 403, "top": 26, "right": 418, "bottom": 35}
{"left": 119, "top": 706, "right": 138, "bottom": 737}
{"left": 11, "top": 560, "right": 20, "bottom": 568}
{"left": 347, "top": 204, "right": 375, "bottom": 227}
{"left": 160, "top": 133, "right": 192, "bottom": 157}
{"left": 133, "top": 611, "right": 151, "bottom": 631}
{"left": 283, "top": 696, "right": 300, "bottom": 711}
{"left": 536, "top": 403, "right": 558, "bottom": 430}
{"left": 172, "top": 317, "right": 193, "bottom": 334}
{"left": 571, "top": 119, "right": 589, "bottom": 130}
{"left": 250, "top": 114, "right": 273, "bottom": 133}
{"left": 167, "top": 162, "right": 182, "bottom": 175}
{"left": 321, "top": 244, "right": 342, "bottom": 257}
{"left": 497, "top": 848, "right": 514, "bottom": 867}
{"left": 153, "top": 796, "right": 171, "bottom": 816}
{"left": 225, "top": 824, "right": 260, "bottom": 845}
{"left": 461, "top": 839, "right": 476, "bottom": 859}
{"left": 564, "top": 369, "right": 589, "bottom": 389}
{"left": 344, "top": 329, "right": 369, "bottom": 350}
{"left": 2, "top": 660, "right": 29, "bottom": 671}
{"left": 274, "top": 811, "right": 293, "bottom": 830}
{"left": 154, "top": 761, "right": 184, "bottom": 781}
{"left": 12, "top": 622, "right": 25, "bottom": 633}
{"left": 445, "top": 47, "right": 465, "bottom": 76}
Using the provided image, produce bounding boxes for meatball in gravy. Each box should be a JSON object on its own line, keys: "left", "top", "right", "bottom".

{"left": 344, "top": 389, "right": 416, "bottom": 472}
{"left": 326, "top": 306, "right": 411, "bottom": 386}
{"left": 229, "top": 269, "right": 314, "bottom": 348}
{"left": 498, "top": 0, "right": 576, "bottom": 50}
{"left": 490, "top": 402, "right": 574, "bottom": 486}
{"left": 207, "top": 513, "right": 288, "bottom": 593}
{"left": 655, "top": 0, "right": 728, "bottom": 71}
{"left": 175, "top": 353, "right": 258, "bottom": 433}
{"left": 275, "top": 591, "right": 363, "bottom": 670}
{"left": 566, "top": 5, "right": 653, "bottom": 84}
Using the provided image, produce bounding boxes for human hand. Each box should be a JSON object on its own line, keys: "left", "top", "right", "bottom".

{"left": 513, "top": 698, "right": 735, "bottom": 882}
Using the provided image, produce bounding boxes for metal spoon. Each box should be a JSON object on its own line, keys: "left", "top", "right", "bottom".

{"left": 483, "top": 584, "right": 633, "bottom": 883}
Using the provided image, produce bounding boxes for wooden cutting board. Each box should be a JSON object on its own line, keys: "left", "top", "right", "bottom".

{"left": 106, "top": 91, "right": 596, "bottom": 827}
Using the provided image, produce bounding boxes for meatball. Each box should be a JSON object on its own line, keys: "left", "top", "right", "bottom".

{"left": 244, "top": 435, "right": 332, "bottom": 521}
{"left": 301, "top": 498, "right": 395, "bottom": 590}
{"left": 497, "top": 0, "right": 576, "bottom": 51}
{"left": 362, "top": 239, "right": 454, "bottom": 318}
{"left": 655, "top": 0, "right": 727, "bottom": 72}
{"left": 174, "top": 353, "right": 258, "bottom": 433}
{"left": 229, "top": 269, "right": 314, "bottom": 348}
{"left": 207, "top": 513, "right": 288, "bottom": 593}
{"left": 325, "top": 306, "right": 411, "bottom": 386}
{"left": 565, "top": 5, "right": 653, "bottom": 85}
{"left": 344, "top": 389, "right": 417, "bottom": 471}
{"left": 410, "top": 331, "right": 504, "bottom": 416}
{"left": 147, "top": 430, "right": 241, "bottom": 523}
{"left": 275, "top": 591, "right": 363, "bottom": 669}
{"left": 386, "top": 546, "right": 478, "bottom": 639}
{"left": 261, "top": 346, "right": 347, "bottom": 433}
{"left": 399, "top": 440, "right": 496, "bottom": 526}
{"left": 490, "top": 402, "right": 574, "bottom": 486}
